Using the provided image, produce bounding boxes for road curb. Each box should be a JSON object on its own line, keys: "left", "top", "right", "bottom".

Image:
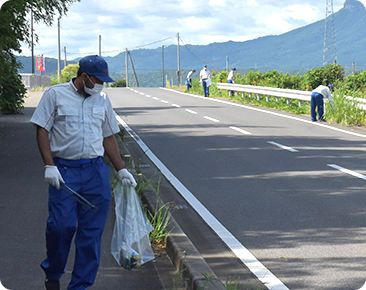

{"left": 116, "top": 134, "right": 225, "bottom": 290}
{"left": 143, "top": 192, "right": 225, "bottom": 290}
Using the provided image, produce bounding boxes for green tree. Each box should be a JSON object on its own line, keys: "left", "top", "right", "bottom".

{"left": 304, "top": 64, "right": 344, "bottom": 90}
{"left": 0, "top": 0, "right": 80, "bottom": 114}
{"left": 61, "top": 63, "right": 79, "bottom": 83}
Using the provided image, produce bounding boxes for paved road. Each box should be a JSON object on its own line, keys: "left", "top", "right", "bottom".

{"left": 106, "top": 87, "right": 366, "bottom": 290}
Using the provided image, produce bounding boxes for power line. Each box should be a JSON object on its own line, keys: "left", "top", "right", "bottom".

{"left": 179, "top": 36, "right": 218, "bottom": 65}
{"left": 66, "top": 35, "right": 174, "bottom": 55}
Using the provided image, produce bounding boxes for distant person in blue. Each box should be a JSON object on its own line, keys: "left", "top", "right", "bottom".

{"left": 200, "top": 65, "right": 211, "bottom": 97}
{"left": 311, "top": 84, "right": 335, "bottom": 121}
{"left": 186, "top": 69, "right": 196, "bottom": 91}
{"left": 227, "top": 67, "right": 236, "bottom": 96}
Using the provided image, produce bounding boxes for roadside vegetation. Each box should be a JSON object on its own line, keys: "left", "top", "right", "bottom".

{"left": 179, "top": 64, "right": 366, "bottom": 127}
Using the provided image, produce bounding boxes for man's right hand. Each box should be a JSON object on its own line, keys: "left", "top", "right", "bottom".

{"left": 44, "top": 165, "right": 65, "bottom": 190}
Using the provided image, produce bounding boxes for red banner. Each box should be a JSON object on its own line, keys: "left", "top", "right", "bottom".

{"left": 36, "top": 55, "right": 46, "bottom": 72}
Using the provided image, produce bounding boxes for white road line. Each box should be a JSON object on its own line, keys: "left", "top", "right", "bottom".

{"left": 172, "top": 104, "right": 181, "bottom": 108}
{"left": 139, "top": 92, "right": 145, "bottom": 95}
{"left": 203, "top": 116, "right": 220, "bottom": 123}
{"left": 160, "top": 88, "right": 366, "bottom": 139}
{"left": 161, "top": 100, "right": 169, "bottom": 104}
{"left": 267, "top": 141, "right": 298, "bottom": 153}
{"left": 152, "top": 97, "right": 159, "bottom": 100}
{"left": 229, "top": 126, "right": 252, "bottom": 135}
{"left": 186, "top": 109, "right": 198, "bottom": 114}
{"left": 327, "top": 164, "right": 366, "bottom": 181}
{"left": 145, "top": 94, "right": 151, "bottom": 98}
{"left": 115, "top": 113, "right": 289, "bottom": 290}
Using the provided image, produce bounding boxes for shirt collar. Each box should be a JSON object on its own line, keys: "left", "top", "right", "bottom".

{"left": 70, "top": 78, "right": 90, "bottom": 97}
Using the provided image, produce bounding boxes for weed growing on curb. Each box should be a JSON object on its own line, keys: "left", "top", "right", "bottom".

{"left": 148, "top": 178, "right": 173, "bottom": 246}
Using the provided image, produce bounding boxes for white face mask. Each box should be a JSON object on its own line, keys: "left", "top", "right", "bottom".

{"left": 84, "top": 75, "right": 104, "bottom": 95}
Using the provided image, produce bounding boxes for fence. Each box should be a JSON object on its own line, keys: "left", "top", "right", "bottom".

{"left": 216, "top": 83, "right": 366, "bottom": 110}
{"left": 20, "top": 74, "right": 51, "bottom": 90}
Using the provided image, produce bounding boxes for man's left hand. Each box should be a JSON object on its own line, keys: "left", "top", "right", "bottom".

{"left": 118, "top": 168, "right": 137, "bottom": 187}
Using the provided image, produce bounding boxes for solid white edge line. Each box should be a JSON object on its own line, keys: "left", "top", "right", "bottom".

{"left": 203, "top": 116, "right": 220, "bottom": 123}
{"left": 159, "top": 87, "right": 366, "bottom": 139}
{"left": 115, "top": 113, "right": 289, "bottom": 290}
{"left": 229, "top": 126, "right": 252, "bottom": 135}
{"left": 327, "top": 164, "right": 366, "bottom": 180}
{"left": 186, "top": 109, "right": 198, "bottom": 114}
{"left": 268, "top": 141, "right": 299, "bottom": 153}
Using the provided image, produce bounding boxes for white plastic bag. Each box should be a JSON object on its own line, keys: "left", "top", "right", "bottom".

{"left": 207, "top": 78, "right": 212, "bottom": 87}
{"left": 111, "top": 182, "right": 155, "bottom": 270}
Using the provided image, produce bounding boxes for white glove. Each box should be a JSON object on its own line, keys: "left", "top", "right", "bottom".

{"left": 44, "top": 165, "right": 65, "bottom": 190}
{"left": 118, "top": 168, "right": 137, "bottom": 188}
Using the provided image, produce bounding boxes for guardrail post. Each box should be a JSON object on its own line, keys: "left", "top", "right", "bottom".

{"left": 287, "top": 98, "right": 290, "bottom": 105}
{"left": 257, "top": 94, "right": 260, "bottom": 101}
{"left": 249, "top": 93, "right": 252, "bottom": 98}
{"left": 299, "top": 100, "right": 302, "bottom": 107}
{"left": 242, "top": 92, "right": 245, "bottom": 98}
{"left": 276, "top": 97, "right": 279, "bottom": 102}
{"left": 266, "top": 95, "right": 269, "bottom": 102}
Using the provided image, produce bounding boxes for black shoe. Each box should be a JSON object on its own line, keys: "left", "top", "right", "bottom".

{"left": 45, "top": 278, "right": 60, "bottom": 290}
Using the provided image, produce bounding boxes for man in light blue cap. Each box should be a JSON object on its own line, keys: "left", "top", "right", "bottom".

{"left": 310, "top": 84, "right": 335, "bottom": 122}
{"left": 31, "top": 55, "right": 136, "bottom": 290}
{"left": 200, "top": 65, "right": 211, "bottom": 97}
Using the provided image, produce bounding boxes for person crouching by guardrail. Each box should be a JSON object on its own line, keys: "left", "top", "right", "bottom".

{"left": 311, "top": 84, "right": 335, "bottom": 122}
{"left": 186, "top": 69, "right": 196, "bottom": 91}
{"left": 227, "top": 67, "right": 236, "bottom": 97}
{"left": 200, "top": 65, "right": 211, "bottom": 97}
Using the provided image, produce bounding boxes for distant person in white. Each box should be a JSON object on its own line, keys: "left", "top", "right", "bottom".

{"left": 186, "top": 69, "right": 196, "bottom": 91}
{"left": 200, "top": 65, "right": 211, "bottom": 97}
{"left": 311, "top": 84, "right": 334, "bottom": 121}
{"left": 227, "top": 67, "right": 236, "bottom": 96}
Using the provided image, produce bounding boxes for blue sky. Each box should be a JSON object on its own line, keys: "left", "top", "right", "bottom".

{"left": 2, "top": 0, "right": 363, "bottom": 59}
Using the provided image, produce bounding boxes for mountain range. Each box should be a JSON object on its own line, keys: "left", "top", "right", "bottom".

{"left": 18, "top": 0, "right": 366, "bottom": 86}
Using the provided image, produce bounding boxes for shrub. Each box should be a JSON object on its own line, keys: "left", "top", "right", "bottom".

{"left": 110, "top": 79, "right": 126, "bottom": 87}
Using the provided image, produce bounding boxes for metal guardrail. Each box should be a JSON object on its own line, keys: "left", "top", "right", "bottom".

{"left": 216, "top": 82, "right": 366, "bottom": 110}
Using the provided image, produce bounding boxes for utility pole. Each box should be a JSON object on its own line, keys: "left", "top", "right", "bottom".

{"left": 128, "top": 51, "right": 139, "bottom": 87}
{"left": 177, "top": 32, "right": 180, "bottom": 86}
{"left": 323, "top": 0, "right": 337, "bottom": 66}
{"left": 31, "top": 10, "right": 34, "bottom": 74}
{"left": 125, "top": 48, "right": 129, "bottom": 88}
{"left": 99, "top": 35, "right": 101, "bottom": 57}
{"left": 64, "top": 46, "right": 67, "bottom": 68}
{"left": 162, "top": 45, "right": 165, "bottom": 87}
{"left": 57, "top": 17, "right": 61, "bottom": 81}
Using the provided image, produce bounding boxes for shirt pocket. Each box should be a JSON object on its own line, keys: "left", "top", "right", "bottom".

{"left": 57, "top": 106, "right": 79, "bottom": 134}
{"left": 92, "top": 105, "right": 105, "bottom": 121}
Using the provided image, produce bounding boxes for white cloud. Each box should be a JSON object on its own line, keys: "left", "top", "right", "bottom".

{"left": 17, "top": 0, "right": 347, "bottom": 59}
{"left": 247, "top": 0, "right": 259, "bottom": 7}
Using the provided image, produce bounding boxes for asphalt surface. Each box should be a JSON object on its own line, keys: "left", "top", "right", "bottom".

{"left": 0, "top": 90, "right": 176, "bottom": 290}
{"left": 106, "top": 87, "right": 366, "bottom": 290}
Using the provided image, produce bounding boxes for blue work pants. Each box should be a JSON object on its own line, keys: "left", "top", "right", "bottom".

{"left": 311, "top": 92, "right": 324, "bottom": 121}
{"left": 41, "top": 157, "right": 112, "bottom": 290}
{"left": 228, "top": 79, "right": 234, "bottom": 96}
{"left": 186, "top": 78, "right": 191, "bottom": 91}
{"left": 202, "top": 79, "right": 209, "bottom": 97}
